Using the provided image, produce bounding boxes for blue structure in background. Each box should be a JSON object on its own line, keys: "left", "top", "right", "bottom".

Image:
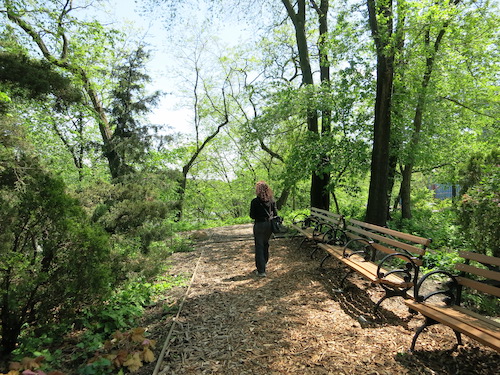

{"left": 428, "top": 184, "right": 457, "bottom": 200}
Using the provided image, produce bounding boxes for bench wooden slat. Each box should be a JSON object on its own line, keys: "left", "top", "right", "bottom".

{"left": 318, "top": 242, "right": 343, "bottom": 256}
{"left": 292, "top": 208, "right": 343, "bottom": 243}
{"left": 407, "top": 252, "right": 500, "bottom": 353}
{"left": 318, "top": 243, "right": 407, "bottom": 287}
{"left": 453, "top": 305, "right": 500, "bottom": 331}
{"left": 307, "top": 211, "right": 427, "bottom": 312}
{"left": 311, "top": 207, "right": 342, "bottom": 218}
{"left": 456, "top": 276, "right": 500, "bottom": 298}
{"left": 315, "top": 215, "right": 341, "bottom": 226}
{"left": 455, "top": 263, "right": 500, "bottom": 282}
{"left": 311, "top": 212, "right": 343, "bottom": 227}
{"left": 436, "top": 306, "right": 500, "bottom": 339}
{"left": 459, "top": 251, "right": 500, "bottom": 267}
{"left": 370, "top": 242, "right": 424, "bottom": 266}
{"left": 290, "top": 224, "right": 314, "bottom": 238}
{"left": 346, "top": 225, "right": 426, "bottom": 256}
{"left": 314, "top": 233, "right": 332, "bottom": 242}
{"left": 405, "top": 300, "right": 500, "bottom": 352}
{"left": 349, "top": 218, "right": 431, "bottom": 246}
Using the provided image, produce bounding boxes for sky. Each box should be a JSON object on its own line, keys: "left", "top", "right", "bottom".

{"left": 102, "top": 0, "right": 253, "bottom": 134}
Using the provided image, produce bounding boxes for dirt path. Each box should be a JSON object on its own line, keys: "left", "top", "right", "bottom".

{"left": 149, "top": 224, "right": 499, "bottom": 375}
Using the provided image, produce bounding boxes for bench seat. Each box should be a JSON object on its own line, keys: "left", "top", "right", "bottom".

{"left": 318, "top": 218, "right": 430, "bottom": 311}
{"left": 290, "top": 207, "right": 345, "bottom": 252}
{"left": 405, "top": 300, "right": 500, "bottom": 352}
{"left": 318, "top": 243, "right": 412, "bottom": 290}
{"left": 405, "top": 251, "right": 500, "bottom": 352}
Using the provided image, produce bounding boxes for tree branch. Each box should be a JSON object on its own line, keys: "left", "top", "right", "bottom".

{"left": 259, "top": 139, "right": 284, "bottom": 162}
{"left": 440, "top": 96, "right": 499, "bottom": 120}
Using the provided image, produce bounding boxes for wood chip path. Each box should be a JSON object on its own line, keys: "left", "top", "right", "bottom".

{"left": 150, "top": 224, "right": 499, "bottom": 375}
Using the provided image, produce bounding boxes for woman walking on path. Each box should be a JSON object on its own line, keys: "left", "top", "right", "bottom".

{"left": 250, "top": 181, "right": 278, "bottom": 277}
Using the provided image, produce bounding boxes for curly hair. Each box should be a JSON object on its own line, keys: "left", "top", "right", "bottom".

{"left": 255, "top": 180, "right": 274, "bottom": 202}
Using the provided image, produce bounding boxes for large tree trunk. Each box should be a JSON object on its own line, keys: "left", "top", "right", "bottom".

{"left": 282, "top": 0, "right": 329, "bottom": 210}
{"left": 316, "top": 0, "right": 331, "bottom": 210}
{"left": 400, "top": 163, "right": 412, "bottom": 219}
{"left": 365, "top": 49, "right": 394, "bottom": 226}
{"left": 0, "top": 289, "right": 21, "bottom": 358}
{"left": 365, "top": 0, "right": 396, "bottom": 226}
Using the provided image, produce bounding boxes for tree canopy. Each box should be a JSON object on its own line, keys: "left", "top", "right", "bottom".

{"left": 0, "top": 0, "right": 498, "bottom": 363}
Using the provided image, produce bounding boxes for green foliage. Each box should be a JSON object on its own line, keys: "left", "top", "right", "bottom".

{"left": 69, "top": 267, "right": 188, "bottom": 371}
{"left": 462, "top": 293, "right": 499, "bottom": 317}
{"left": 83, "top": 171, "right": 179, "bottom": 254}
{"left": 0, "top": 91, "right": 11, "bottom": 114}
{"left": 421, "top": 248, "right": 463, "bottom": 274}
{"left": 108, "top": 46, "right": 165, "bottom": 177}
{"left": 78, "top": 357, "right": 114, "bottom": 375}
{"left": 457, "top": 150, "right": 500, "bottom": 257}
{"left": 78, "top": 282, "right": 152, "bottom": 336}
{"left": 11, "top": 333, "right": 63, "bottom": 370}
{"left": 0, "top": 132, "right": 114, "bottom": 356}
{"left": 10, "top": 267, "right": 189, "bottom": 373}
{"left": 390, "top": 188, "right": 461, "bottom": 249}
{"left": 80, "top": 328, "right": 156, "bottom": 374}
{"left": 0, "top": 51, "right": 82, "bottom": 105}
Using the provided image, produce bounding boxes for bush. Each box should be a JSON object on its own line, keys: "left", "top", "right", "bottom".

{"left": 82, "top": 171, "right": 179, "bottom": 254}
{"left": 457, "top": 149, "right": 499, "bottom": 257}
{"left": 0, "top": 154, "right": 113, "bottom": 357}
{"left": 390, "top": 196, "right": 461, "bottom": 249}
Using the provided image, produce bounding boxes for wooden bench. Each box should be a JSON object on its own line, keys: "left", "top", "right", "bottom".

{"left": 404, "top": 251, "right": 500, "bottom": 352}
{"left": 317, "top": 218, "right": 431, "bottom": 311}
{"left": 290, "top": 207, "right": 345, "bottom": 253}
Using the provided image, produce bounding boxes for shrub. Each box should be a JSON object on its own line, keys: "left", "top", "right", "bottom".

{"left": 457, "top": 149, "right": 499, "bottom": 257}
{"left": 0, "top": 155, "right": 113, "bottom": 357}
{"left": 82, "top": 171, "right": 179, "bottom": 254}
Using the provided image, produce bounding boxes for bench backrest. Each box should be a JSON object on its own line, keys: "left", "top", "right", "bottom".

{"left": 456, "top": 251, "right": 500, "bottom": 298}
{"left": 310, "top": 207, "right": 345, "bottom": 229}
{"left": 345, "top": 218, "right": 431, "bottom": 264}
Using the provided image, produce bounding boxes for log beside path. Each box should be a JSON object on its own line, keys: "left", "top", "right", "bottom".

{"left": 150, "top": 224, "right": 499, "bottom": 375}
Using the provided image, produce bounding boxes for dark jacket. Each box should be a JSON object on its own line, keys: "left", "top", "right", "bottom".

{"left": 250, "top": 197, "right": 277, "bottom": 222}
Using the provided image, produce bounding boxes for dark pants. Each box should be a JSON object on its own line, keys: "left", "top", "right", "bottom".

{"left": 253, "top": 221, "right": 272, "bottom": 273}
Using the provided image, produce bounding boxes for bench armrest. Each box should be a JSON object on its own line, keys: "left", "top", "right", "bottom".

{"left": 292, "top": 213, "right": 316, "bottom": 229}
{"left": 413, "top": 270, "right": 459, "bottom": 305}
{"left": 377, "top": 252, "right": 417, "bottom": 283}
{"left": 343, "top": 238, "right": 375, "bottom": 261}
{"left": 325, "top": 228, "right": 348, "bottom": 247}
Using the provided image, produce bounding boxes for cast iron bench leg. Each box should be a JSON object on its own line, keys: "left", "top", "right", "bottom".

{"left": 319, "top": 253, "right": 331, "bottom": 268}
{"left": 410, "top": 316, "right": 438, "bottom": 352}
{"left": 309, "top": 246, "right": 320, "bottom": 259}
{"left": 297, "top": 236, "right": 307, "bottom": 250}
{"left": 339, "top": 269, "right": 353, "bottom": 288}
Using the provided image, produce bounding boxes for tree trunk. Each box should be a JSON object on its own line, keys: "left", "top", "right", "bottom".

{"left": 317, "top": 0, "right": 331, "bottom": 210}
{"left": 400, "top": 164, "right": 412, "bottom": 219}
{"left": 365, "top": 0, "right": 395, "bottom": 226}
{"left": 1, "top": 274, "right": 21, "bottom": 357}
{"left": 365, "top": 53, "right": 394, "bottom": 226}
{"left": 400, "top": 21, "right": 451, "bottom": 218}
{"left": 5, "top": 5, "right": 125, "bottom": 179}
{"left": 386, "top": 146, "right": 399, "bottom": 221}
{"left": 175, "top": 172, "right": 188, "bottom": 221}
{"left": 276, "top": 186, "right": 290, "bottom": 210}
{"left": 282, "top": 0, "right": 330, "bottom": 210}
